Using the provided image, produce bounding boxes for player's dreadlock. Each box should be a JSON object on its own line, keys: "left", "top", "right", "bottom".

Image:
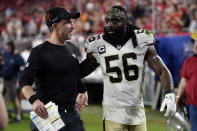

{"left": 111, "top": 5, "right": 139, "bottom": 48}
{"left": 126, "top": 23, "right": 139, "bottom": 48}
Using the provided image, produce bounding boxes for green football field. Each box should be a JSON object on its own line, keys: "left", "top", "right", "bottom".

{"left": 3, "top": 104, "right": 166, "bottom": 131}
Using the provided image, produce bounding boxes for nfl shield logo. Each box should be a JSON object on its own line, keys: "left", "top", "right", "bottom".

{"left": 117, "top": 45, "right": 121, "bottom": 50}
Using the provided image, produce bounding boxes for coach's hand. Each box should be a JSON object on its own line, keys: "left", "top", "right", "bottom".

{"left": 76, "top": 91, "right": 88, "bottom": 112}
{"left": 160, "top": 93, "right": 176, "bottom": 117}
{"left": 32, "top": 99, "right": 48, "bottom": 119}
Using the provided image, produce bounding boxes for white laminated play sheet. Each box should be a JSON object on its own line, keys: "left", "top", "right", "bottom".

{"left": 30, "top": 102, "right": 65, "bottom": 131}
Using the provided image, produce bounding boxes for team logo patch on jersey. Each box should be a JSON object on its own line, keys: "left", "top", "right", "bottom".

{"left": 98, "top": 45, "right": 106, "bottom": 54}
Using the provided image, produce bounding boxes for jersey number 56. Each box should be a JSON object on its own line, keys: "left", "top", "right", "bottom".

{"left": 105, "top": 52, "right": 139, "bottom": 83}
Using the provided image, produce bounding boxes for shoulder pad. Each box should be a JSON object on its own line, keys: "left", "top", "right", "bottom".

{"left": 87, "top": 34, "right": 101, "bottom": 43}
{"left": 135, "top": 29, "right": 155, "bottom": 46}
{"left": 85, "top": 34, "right": 102, "bottom": 53}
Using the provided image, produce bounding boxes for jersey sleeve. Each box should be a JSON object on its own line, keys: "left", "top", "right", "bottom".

{"left": 134, "top": 29, "right": 155, "bottom": 46}
{"left": 85, "top": 35, "right": 100, "bottom": 53}
{"left": 80, "top": 53, "right": 99, "bottom": 78}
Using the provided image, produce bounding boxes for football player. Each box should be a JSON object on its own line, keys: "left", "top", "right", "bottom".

{"left": 81, "top": 5, "right": 176, "bottom": 131}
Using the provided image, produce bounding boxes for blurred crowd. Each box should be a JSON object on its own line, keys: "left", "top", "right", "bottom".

{"left": 0, "top": 0, "right": 197, "bottom": 48}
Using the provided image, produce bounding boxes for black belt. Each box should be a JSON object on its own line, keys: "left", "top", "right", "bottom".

{"left": 58, "top": 105, "right": 75, "bottom": 113}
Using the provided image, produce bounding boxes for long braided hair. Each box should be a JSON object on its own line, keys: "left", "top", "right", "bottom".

{"left": 127, "top": 23, "right": 139, "bottom": 48}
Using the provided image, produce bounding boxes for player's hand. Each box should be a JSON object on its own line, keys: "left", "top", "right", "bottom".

{"left": 76, "top": 91, "right": 88, "bottom": 112}
{"left": 32, "top": 99, "right": 48, "bottom": 119}
{"left": 160, "top": 93, "right": 176, "bottom": 117}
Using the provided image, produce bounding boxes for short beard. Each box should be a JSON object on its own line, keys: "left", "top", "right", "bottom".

{"left": 104, "top": 25, "right": 125, "bottom": 40}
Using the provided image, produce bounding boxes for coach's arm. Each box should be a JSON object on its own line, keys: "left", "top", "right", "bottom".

{"left": 21, "top": 85, "right": 48, "bottom": 119}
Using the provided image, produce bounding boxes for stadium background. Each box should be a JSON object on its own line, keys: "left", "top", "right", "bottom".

{"left": 0, "top": 0, "right": 196, "bottom": 130}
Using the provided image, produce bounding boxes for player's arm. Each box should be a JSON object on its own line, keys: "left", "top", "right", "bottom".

{"left": 80, "top": 34, "right": 100, "bottom": 78}
{"left": 79, "top": 53, "right": 100, "bottom": 78}
{"left": 145, "top": 45, "right": 176, "bottom": 117}
{"left": 145, "top": 46, "right": 173, "bottom": 91}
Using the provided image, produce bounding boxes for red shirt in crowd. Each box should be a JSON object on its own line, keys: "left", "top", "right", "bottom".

{"left": 170, "top": 11, "right": 182, "bottom": 32}
{"left": 181, "top": 56, "right": 197, "bottom": 107}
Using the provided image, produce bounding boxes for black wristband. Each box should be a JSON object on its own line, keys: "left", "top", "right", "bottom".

{"left": 28, "top": 94, "right": 39, "bottom": 104}
{"left": 77, "top": 81, "right": 87, "bottom": 93}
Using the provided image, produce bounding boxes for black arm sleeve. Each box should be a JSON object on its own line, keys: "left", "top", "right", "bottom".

{"left": 19, "top": 48, "right": 42, "bottom": 89}
{"left": 80, "top": 53, "right": 99, "bottom": 78}
{"left": 77, "top": 80, "right": 87, "bottom": 93}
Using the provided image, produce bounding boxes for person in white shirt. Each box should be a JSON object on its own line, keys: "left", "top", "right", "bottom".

{"left": 82, "top": 5, "right": 176, "bottom": 131}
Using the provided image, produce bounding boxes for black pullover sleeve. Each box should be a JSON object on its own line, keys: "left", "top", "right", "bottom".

{"left": 80, "top": 53, "right": 99, "bottom": 78}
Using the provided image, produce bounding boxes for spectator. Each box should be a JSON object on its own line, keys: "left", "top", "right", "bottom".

{"left": 1, "top": 0, "right": 197, "bottom": 42}
{"left": 168, "top": 4, "right": 184, "bottom": 33}
{"left": 176, "top": 32, "right": 197, "bottom": 131}
{"left": 1, "top": 41, "right": 25, "bottom": 122}
{"left": 189, "top": 9, "right": 197, "bottom": 32}
{"left": 179, "top": 3, "right": 190, "bottom": 30}
{"left": 21, "top": 42, "right": 32, "bottom": 62}
{"left": 7, "top": 14, "right": 24, "bottom": 41}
